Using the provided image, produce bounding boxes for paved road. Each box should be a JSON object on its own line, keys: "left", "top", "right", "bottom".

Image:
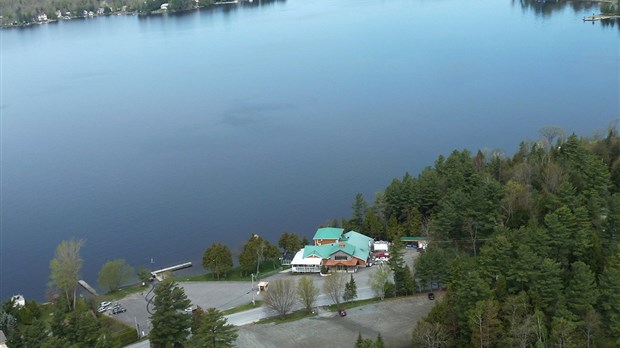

{"left": 120, "top": 249, "right": 421, "bottom": 346}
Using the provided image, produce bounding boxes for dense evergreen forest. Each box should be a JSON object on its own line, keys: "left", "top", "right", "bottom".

{"left": 342, "top": 126, "right": 620, "bottom": 347}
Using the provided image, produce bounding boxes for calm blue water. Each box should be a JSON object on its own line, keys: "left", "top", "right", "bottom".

{"left": 1, "top": 0, "right": 618, "bottom": 301}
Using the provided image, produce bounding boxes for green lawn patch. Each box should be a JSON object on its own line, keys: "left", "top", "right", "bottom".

{"left": 174, "top": 264, "right": 283, "bottom": 282}
{"left": 221, "top": 301, "right": 263, "bottom": 315}
{"left": 98, "top": 283, "right": 149, "bottom": 302}
{"left": 326, "top": 297, "right": 382, "bottom": 311}
{"left": 257, "top": 309, "right": 317, "bottom": 324}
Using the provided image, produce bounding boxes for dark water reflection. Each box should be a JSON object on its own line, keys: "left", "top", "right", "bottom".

{"left": 517, "top": 0, "right": 620, "bottom": 30}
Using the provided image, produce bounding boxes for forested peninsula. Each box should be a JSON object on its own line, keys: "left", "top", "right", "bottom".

{"left": 339, "top": 126, "right": 620, "bottom": 347}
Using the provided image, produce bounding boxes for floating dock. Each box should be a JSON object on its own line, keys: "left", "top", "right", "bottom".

{"left": 151, "top": 262, "right": 192, "bottom": 281}
{"left": 583, "top": 14, "right": 620, "bottom": 22}
{"left": 78, "top": 280, "right": 99, "bottom": 296}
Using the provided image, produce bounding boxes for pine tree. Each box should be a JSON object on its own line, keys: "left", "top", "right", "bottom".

{"left": 189, "top": 307, "right": 238, "bottom": 348}
{"left": 375, "top": 332, "right": 385, "bottom": 348}
{"left": 343, "top": 274, "right": 358, "bottom": 302}
{"left": 598, "top": 251, "right": 620, "bottom": 343}
{"left": 351, "top": 193, "right": 368, "bottom": 232}
{"left": 149, "top": 280, "right": 192, "bottom": 348}
{"left": 565, "top": 261, "right": 599, "bottom": 319}
{"left": 529, "top": 258, "right": 564, "bottom": 316}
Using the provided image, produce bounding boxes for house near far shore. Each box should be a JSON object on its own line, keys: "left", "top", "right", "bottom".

{"left": 11, "top": 294, "right": 26, "bottom": 308}
{"left": 291, "top": 228, "right": 373, "bottom": 273}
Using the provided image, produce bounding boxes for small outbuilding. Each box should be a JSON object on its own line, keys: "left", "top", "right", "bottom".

{"left": 257, "top": 282, "right": 269, "bottom": 291}
{"left": 401, "top": 236, "right": 429, "bottom": 249}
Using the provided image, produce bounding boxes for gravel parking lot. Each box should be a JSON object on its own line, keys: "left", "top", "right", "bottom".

{"left": 114, "top": 249, "right": 423, "bottom": 337}
{"left": 236, "top": 293, "right": 438, "bottom": 348}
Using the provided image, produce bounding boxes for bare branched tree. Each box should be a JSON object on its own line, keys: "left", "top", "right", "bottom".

{"left": 262, "top": 278, "right": 296, "bottom": 318}
{"left": 539, "top": 126, "right": 565, "bottom": 150}
{"left": 323, "top": 271, "right": 348, "bottom": 308}
{"left": 411, "top": 321, "right": 451, "bottom": 348}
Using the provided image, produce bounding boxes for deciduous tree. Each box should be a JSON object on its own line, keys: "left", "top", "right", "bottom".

{"left": 369, "top": 265, "right": 391, "bottom": 300}
{"left": 238, "top": 234, "right": 272, "bottom": 276}
{"left": 97, "top": 259, "right": 134, "bottom": 293}
{"left": 202, "top": 243, "right": 233, "bottom": 280}
{"left": 261, "top": 278, "right": 296, "bottom": 319}
{"left": 323, "top": 271, "right": 347, "bottom": 308}
{"left": 411, "top": 321, "right": 451, "bottom": 348}
{"left": 296, "top": 276, "right": 319, "bottom": 312}
{"left": 49, "top": 239, "right": 85, "bottom": 311}
{"left": 278, "top": 232, "right": 302, "bottom": 255}
{"left": 469, "top": 299, "right": 501, "bottom": 348}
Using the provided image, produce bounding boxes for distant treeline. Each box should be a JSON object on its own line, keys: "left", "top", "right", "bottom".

{"left": 602, "top": 0, "right": 620, "bottom": 14}
{"left": 0, "top": 0, "right": 217, "bottom": 26}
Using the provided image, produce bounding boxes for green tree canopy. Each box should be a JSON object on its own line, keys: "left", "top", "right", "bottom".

{"left": 97, "top": 259, "right": 134, "bottom": 293}
{"left": 202, "top": 243, "right": 234, "bottom": 280}
{"left": 49, "top": 239, "right": 85, "bottom": 311}
{"left": 296, "top": 276, "right": 319, "bottom": 312}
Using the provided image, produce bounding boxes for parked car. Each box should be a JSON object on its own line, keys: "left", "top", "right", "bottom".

{"left": 100, "top": 301, "right": 111, "bottom": 308}
{"left": 97, "top": 306, "right": 108, "bottom": 313}
{"left": 112, "top": 307, "right": 127, "bottom": 314}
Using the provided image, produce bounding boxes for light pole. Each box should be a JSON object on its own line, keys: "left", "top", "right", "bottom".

{"left": 210, "top": 258, "right": 218, "bottom": 279}
{"left": 251, "top": 273, "right": 256, "bottom": 306}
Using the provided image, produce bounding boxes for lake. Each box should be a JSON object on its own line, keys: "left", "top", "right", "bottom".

{"left": 1, "top": 0, "right": 618, "bottom": 301}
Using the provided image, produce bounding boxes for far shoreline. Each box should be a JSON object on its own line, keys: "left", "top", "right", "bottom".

{"left": 0, "top": 0, "right": 251, "bottom": 29}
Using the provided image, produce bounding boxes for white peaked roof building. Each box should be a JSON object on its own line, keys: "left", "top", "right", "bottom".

{"left": 290, "top": 249, "right": 322, "bottom": 273}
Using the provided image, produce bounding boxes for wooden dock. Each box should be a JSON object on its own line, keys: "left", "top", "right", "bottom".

{"left": 583, "top": 14, "right": 620, "bottom": 22}
{"left": 151, "top": 262, "right": 192, "bottom": 281}
{"left": 78, "top": 280, "right": 99, "bottom": 296}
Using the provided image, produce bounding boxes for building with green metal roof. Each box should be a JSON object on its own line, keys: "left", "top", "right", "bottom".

{"left": 312, "top": 227, "right": 345, "bottom": 245}
{"left": 291, "top": 229, "right": 374, "bottom": 273}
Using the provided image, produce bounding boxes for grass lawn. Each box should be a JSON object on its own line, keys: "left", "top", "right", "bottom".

{"left": 326, "top": 297, "right": 382, "bottom": 311}
{"left": 257, "top": 309, "right": 317, "bottom": 324}
{"left": 174, "top": 264, "right": 283, "bottom": 282}
{"left": 221, "top": 300, "right": 263, "bottom": 315}
{"left": 98, "top": 283, "right": 149, "bottom": 302}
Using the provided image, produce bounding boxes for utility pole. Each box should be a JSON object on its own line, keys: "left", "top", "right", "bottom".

{"left": 251, "top": 273, "right": 256, "bottom": 306}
